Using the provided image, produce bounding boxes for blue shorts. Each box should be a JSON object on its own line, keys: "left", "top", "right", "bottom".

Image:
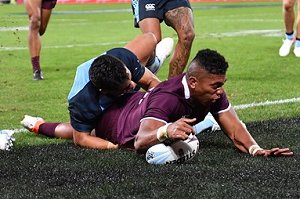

{"left": 131, "top": 0, "right": 191, "bottom": 28}
{"left": 42, "top": 0, "right": 57, "bottom": 9}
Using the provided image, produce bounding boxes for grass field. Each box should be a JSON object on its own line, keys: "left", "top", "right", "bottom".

{"left": 0, "top": 2, "right": 300, "bottom": 198}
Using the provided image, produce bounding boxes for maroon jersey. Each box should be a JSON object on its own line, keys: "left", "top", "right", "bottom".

{"left": 95, "top": 74, "right": 230, "bottom": 148}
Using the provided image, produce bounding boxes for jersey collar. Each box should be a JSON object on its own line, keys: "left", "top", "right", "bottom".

{"left": 181, "top": 75, "right": 190, "bottom": 99}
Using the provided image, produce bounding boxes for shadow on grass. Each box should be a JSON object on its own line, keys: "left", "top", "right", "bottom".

{"left": 1, "top": 117, "right": 299, "bottom": 198}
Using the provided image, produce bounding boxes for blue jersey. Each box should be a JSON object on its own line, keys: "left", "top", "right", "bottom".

{"left": 68, "top": 48, "right": 145, "bottom": 133}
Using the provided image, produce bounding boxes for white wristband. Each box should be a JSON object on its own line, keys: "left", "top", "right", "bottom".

{"left": 156, "top": 123, "right": 171, "bottom": 142}
{"left": 248, "top": 144, "right": 263, "bottom": 156}
{"left": 106, "top": 142, "right": 117, "bottom": 149}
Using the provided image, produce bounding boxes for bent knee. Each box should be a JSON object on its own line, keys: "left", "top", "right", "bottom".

{"left": 144, "top": 32, "right": 158, "bottom": 45}
{"left": 29, "top": 15, "right": 41, "bottom": 31}
{"left": 178, "top": 29, "right": 195, "bottom": 46}
{"left": 186, "top": 30, "right": 195, "bottom": 43}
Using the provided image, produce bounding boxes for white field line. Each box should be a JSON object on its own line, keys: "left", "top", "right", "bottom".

{"left": 0, "top": 26, "right": 28, "bottom": 31}
{"left": 54, "top": 9, "right": 131, "bottom": 14}
{"left": 233, "top": 97, "right": 300, "bottom": 110}
{"left": 0, "top": 41, "right": 128, "bottom": 51}
{"left": 4, "top": 96, "right": 300, "bottom": 134}
{"left": 207, "top": 29, "right": 282, "bottom": 38}
{"left": 0, "top": 29, "right": 281, "bottom": 51}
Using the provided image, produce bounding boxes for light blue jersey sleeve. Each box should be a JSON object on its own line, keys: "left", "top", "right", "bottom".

{"left": 68, "top": 57, "right": 97, "bottom": 101}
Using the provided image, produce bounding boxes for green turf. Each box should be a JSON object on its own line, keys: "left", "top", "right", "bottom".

{"left": 0, "top": 2, "right": 299, "bottom": 198}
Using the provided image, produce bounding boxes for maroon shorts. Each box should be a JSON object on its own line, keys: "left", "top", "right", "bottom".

{"left": 42, "top": 0, "right": 57, "bottom": 9}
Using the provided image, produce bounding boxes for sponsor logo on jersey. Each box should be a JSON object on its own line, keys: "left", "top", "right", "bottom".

{"left": 145, "top": 4, "right": 155, "bottom": 11}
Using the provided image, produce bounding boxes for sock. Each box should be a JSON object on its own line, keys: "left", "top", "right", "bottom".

{"left": 295, "top": 38, "right": 300, "bottom": 48}
{"left": 145, "top": 54, "right": 155, "bottom": 67}
{"left": 31, "top": 56, "right": 41, "bottom": 72}
{"left": 285, "top": 31, "right": 294, "bottom": 40}
{"left": 38, "top": 123, "right": 60, "bottom": 138}
{"left": 193, "top": 119, "right": 214, "bottom": 135}
{"left": 145, "top": 56, "right": 161, "bottom": 74}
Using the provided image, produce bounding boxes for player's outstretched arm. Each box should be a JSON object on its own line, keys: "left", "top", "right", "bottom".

{"left": 73, "top": 130, "right": 118, "bottom": 150}
{"left": 217, "top": 107, "right": 293, "bottom": 157}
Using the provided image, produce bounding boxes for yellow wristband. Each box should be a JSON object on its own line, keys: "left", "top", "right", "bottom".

{"left": 156, "top": 123, "right": 171, "bottom": 142}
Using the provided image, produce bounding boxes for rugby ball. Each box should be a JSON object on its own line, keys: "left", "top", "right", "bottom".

{"left": 145, "top": 134, "right": 199, "bottom": 165}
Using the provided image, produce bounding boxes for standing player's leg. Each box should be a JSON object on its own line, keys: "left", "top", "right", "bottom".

{"left": 293, "top": 0, "right": 300, "bottom": 56}
{"left": 136, "top": 21, "right": 174, "bottom": 74}
{"left": 164, "top": 6, "right": 195, "bottom": 78}
{"left": 131, "top": 0, "right": 174, "bottom": 74}
{"left": 138, "top": 18, "right": 167, "bottom": 74}
{"left": 139, "top": 18, "right": 162, "bottom": 42}
{"left": 124, "top": 33, "right": 158, "bottom": 66}
{"left": 39, "top": 8, "right": 53, "bottom": 36}
{"left": 25, "top": 0, "right": 55, "bottom": 80}
{"left": 26, "top": 0, "right": 44, "bottom": 80}
{"left": 279, "top": 0, "right": 295, "bottom": 56}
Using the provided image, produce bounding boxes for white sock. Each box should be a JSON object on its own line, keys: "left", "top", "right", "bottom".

{"left": 193, "top": 119, "right": 214, "bottom": 135}
{"left": 146, "top": 56, "right": 161, "bottom": 74}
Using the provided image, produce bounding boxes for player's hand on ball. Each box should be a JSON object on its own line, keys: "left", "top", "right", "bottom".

{"left": 167, "top": 118, "right": 196, "bottom": 141}
{"left": 146, "top": 134, "right": 199, "bottom": 164}
{"left": 254, "top": 147, "right": 293, "bottom": 157}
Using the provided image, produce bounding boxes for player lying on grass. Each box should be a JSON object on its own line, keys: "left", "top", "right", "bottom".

{"left": 22, "top": 49, "right": 293, "bottom": 157}
{"left": 21, "top": 32, "right": 174, "bottom": 149}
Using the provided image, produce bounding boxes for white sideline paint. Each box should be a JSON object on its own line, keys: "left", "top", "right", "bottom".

{"left": 0, "top": 29, "right": 281, "bottom": 51}
{"left": 234, "top": 97, "right": 300, "bottom": 110}
{"left": 208, "top": 29, "right": 282, "bottom": 38}
{"left": 0, "top": 26, "right": 28, "bottom": 32}
{"left": 54, "top": 9, "right": 131, "bottom": 14}
{"left": 0, "top": 41, "right": 127, "bottom": 51}
{"left": 4, "top": 97, "right": 300, "bottom": 134}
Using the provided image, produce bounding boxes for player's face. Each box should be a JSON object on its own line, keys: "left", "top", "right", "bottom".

{"left": 189, "top": 70, "right": 226, "bottom": 106}
{"left": 104, "top": 67, "right": 136, "bottom": 97}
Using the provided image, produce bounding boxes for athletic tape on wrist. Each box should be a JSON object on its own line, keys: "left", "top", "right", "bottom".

{"left": 156, "top": 123, "right": 172, "bottom": 142}
{"left": 106, "top": 141, "right": 115, "bottom": 150}
{"left": 248, "top": 144, "right": 263, "bottom": 156}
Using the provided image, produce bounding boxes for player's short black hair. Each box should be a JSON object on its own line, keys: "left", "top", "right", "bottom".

{"left": 89, "top": 54, "right": 129, "bottom": 91}
{"left": 190, "top": 49, "right": 228, "bottom": 75}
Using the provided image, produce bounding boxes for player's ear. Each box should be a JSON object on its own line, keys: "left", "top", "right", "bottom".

{"left": 188, "top": 76, "right": 197, "bottom": 89}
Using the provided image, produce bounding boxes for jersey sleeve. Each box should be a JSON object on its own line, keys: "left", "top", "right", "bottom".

{"left": 142, "top": 91, "right": 188, "bottom": 122}
{"left": 68, "top": 83, "right": 100, "bottom": 133}
{"left": 69, "top": 110, "right": 96, "bottom": 133}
